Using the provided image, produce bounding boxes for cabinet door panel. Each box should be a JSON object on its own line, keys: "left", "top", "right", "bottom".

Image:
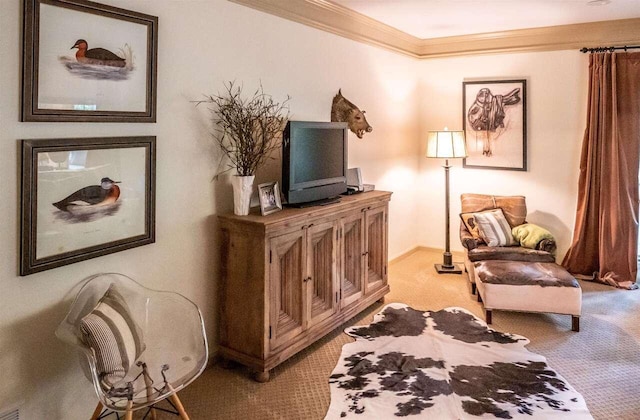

{"left": 341, "top": 212, "right": 364, "bottom": 308}
{"left": 365, "top": 206, "right": 387, "bottom": 295}
{"left": 270, "top": 230, "right": 306, "bottom": 349}
{"left": 307, "top": 221, "right": 338, "bottom": 328}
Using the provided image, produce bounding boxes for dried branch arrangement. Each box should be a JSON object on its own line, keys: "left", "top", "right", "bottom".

{"left": 196, "top": 82, "right": 290, "bottom": 177}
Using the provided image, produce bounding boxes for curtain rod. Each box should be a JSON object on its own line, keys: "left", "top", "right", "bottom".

{"left": 580, "top": 45, "right": 640, "bottom": 53}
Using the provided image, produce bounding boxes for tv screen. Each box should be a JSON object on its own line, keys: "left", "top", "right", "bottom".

{"left": 283, "top": 121, "right": 348, "bottom": 206}
{"left": 293, "top": 128, "right": 345, "bottom": 183}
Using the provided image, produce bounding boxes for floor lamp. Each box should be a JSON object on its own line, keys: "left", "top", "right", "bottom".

{"left": 426, "top": 129, "right": 467, "bottom": 274}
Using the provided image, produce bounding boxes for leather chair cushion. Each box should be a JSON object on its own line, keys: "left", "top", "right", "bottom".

{"left": 461, "top": 193, "right": 527, "bottom": 228}
{"left": 475, "top": 261, "right": 580, "bottom": 288}
{"left": 468, "top": 246, "right": 555, "bottom": 263}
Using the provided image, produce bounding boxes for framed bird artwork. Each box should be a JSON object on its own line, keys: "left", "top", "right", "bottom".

{"left": 19, "top": 136, "right": 156, "bottom": 275}
{"left": 21, "top": 0, "right": 158, "bottom": 122}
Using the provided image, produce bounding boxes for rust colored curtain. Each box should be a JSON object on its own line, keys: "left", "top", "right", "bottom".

{"left": 562, "top": 52, "right": 640, "bottom": 289}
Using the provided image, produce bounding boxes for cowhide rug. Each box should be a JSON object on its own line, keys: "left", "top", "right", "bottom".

{"left": 325, "top": 304, "right": 592, "bottom": 419}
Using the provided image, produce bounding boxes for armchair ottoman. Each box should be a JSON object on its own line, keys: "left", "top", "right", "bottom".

{"left": 475, "top": 260, "right": 581, "bottom": 331}
{"left": 459, "top": 194, "right": 557, "bottom": 294}
{"left": 459, "top": 194, "right": 582, "bottom": 331}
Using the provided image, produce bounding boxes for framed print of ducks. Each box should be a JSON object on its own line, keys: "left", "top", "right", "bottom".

{"left": 22, "top": 0, "right": 158, "bottom": 122}
{"left": 20, "top": 136, "right": 156, "bottom": 275}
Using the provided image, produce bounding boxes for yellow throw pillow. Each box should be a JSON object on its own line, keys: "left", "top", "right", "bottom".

{"left": 512, "top": 223, "right": 554, "bottom": 249}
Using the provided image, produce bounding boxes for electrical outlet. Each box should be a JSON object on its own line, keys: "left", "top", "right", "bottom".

{"left": 0, "top": 407, "right": 19, "bottom": 420}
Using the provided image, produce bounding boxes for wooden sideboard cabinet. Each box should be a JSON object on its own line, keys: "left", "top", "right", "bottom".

{"left": 218, "top": 190, "right": 391, "bottom": 381}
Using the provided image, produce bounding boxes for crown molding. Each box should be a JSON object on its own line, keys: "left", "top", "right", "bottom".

{"left": 228, "top": 0, "right": 640, "bottom": 59}
{"left": 418, "top": 18, "right": 640, "bottom": 58}
{"left": 228, "top": 0, "right": 422, "bottom": 57}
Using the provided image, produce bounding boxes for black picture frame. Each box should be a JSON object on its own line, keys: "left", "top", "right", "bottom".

{"left": 462, "top": 79, "right": 527, "bottom": 171}
{"left": 20, "top": 136, "right": 156, "bottom": 275}
{"left": 22, "top": 0, "right": 158, "bottom": 122}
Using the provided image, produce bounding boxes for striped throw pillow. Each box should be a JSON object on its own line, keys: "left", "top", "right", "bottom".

{"left": 474, "top": 208, "right": 516, "bottom": 247}
{"left": 80, "top": 284, "right": 145, "bottom": 390}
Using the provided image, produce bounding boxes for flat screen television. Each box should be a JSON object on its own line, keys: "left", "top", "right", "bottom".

{"left": 282, "top": 121, "right": 348, "bottom": 206}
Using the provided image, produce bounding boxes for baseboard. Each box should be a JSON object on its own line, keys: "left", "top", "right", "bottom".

{"left": 389, "top": 246, "right": 465, "bottom": 265}
{"left": 389, "top": 247, "right": 422, "bottom": 265}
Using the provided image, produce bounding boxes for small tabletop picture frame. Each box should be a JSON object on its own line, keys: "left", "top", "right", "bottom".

{"left": 258, "top": 182, "right": 283, "bottom": 216}
{"left": 22, "top": 0, "right": 158, "bottom": 122}
{"left": 20, "top": 136, "right": 156, "bottom": 275}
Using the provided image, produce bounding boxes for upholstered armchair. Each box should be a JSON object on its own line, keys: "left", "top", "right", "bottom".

{"left": 459, "top": 194, "right": 557, "bottom": 294}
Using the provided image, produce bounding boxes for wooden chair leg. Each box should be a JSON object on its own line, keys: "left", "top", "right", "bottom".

{"left": 90, "top": 401, "right": 103, "bottom": 420}
{"left": 124, "top": 400, "right": 133, "bottom": 420}
{"left": 485, "top": 309, "right": 492, "bottom": 325}
{"left": 572, "top": 316, "right": 580, "bottom": 332}
{"left": 167, "top": 384, "right": 190, "bottom": 420}
{"left": 471, "top": 282, "right": 477, "bottom": 295}
{"left": 477, "top": 291, "right": 482, "bottom": 303}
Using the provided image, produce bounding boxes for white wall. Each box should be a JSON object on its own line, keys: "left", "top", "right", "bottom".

{"left": 417, "top": 50, "right": 589, "bottom": 259}
{"left": 0, "top": 1, "right": 421, "bottom": 418}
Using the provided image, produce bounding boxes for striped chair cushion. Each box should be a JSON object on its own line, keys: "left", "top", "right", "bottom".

{"left": 474, "top": 208, "right": 516, "bottom": 247}
{"left": 80, "top": 284, "right": 145, "bottom": 390}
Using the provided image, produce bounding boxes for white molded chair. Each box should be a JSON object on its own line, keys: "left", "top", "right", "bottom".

{"left": 56, "top": 273, "right": 208, "bottom": 420}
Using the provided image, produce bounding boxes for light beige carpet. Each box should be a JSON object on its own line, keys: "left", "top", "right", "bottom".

{"left": 145, "top": 248, "right": 640, "bottom": 419}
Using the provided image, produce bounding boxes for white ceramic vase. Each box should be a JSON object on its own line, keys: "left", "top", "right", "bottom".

{"left": 231, "top": 175, "right": 255, "bottom": 216}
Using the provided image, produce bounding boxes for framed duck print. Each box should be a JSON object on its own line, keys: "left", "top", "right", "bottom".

{"left": 462, "top": 79, "right": 527, "bottom": 171}
{"left": 22, "top": 0, "right": 158, "bottom": 122}
{"left": 20, "top": 136, "right": 156, "bottom": 275}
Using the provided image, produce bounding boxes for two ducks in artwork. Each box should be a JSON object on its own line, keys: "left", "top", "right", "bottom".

{"left": 55, "top": 43, "right": 124, "bottom": 214}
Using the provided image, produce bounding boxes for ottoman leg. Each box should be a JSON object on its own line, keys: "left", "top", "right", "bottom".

{"left": 485, "top": 309, "right": 492, "bottom": 324}
{"left": 572, "top": 316, "right": 580, "bottom": 332}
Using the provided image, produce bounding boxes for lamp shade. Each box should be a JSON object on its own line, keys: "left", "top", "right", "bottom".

{"left": 426, "top": 130, "right": 467, "bottom": 159}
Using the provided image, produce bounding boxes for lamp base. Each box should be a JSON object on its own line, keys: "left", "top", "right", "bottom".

{"left": 434, "top": 263, "right": 462, "bottom": 274}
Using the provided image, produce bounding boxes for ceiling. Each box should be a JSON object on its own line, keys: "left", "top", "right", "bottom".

{"left": 229, "top": 0, "right": 640, "bottom": 58}
{"left": 331, "top": 0, "right": 640, "bottom": 39}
